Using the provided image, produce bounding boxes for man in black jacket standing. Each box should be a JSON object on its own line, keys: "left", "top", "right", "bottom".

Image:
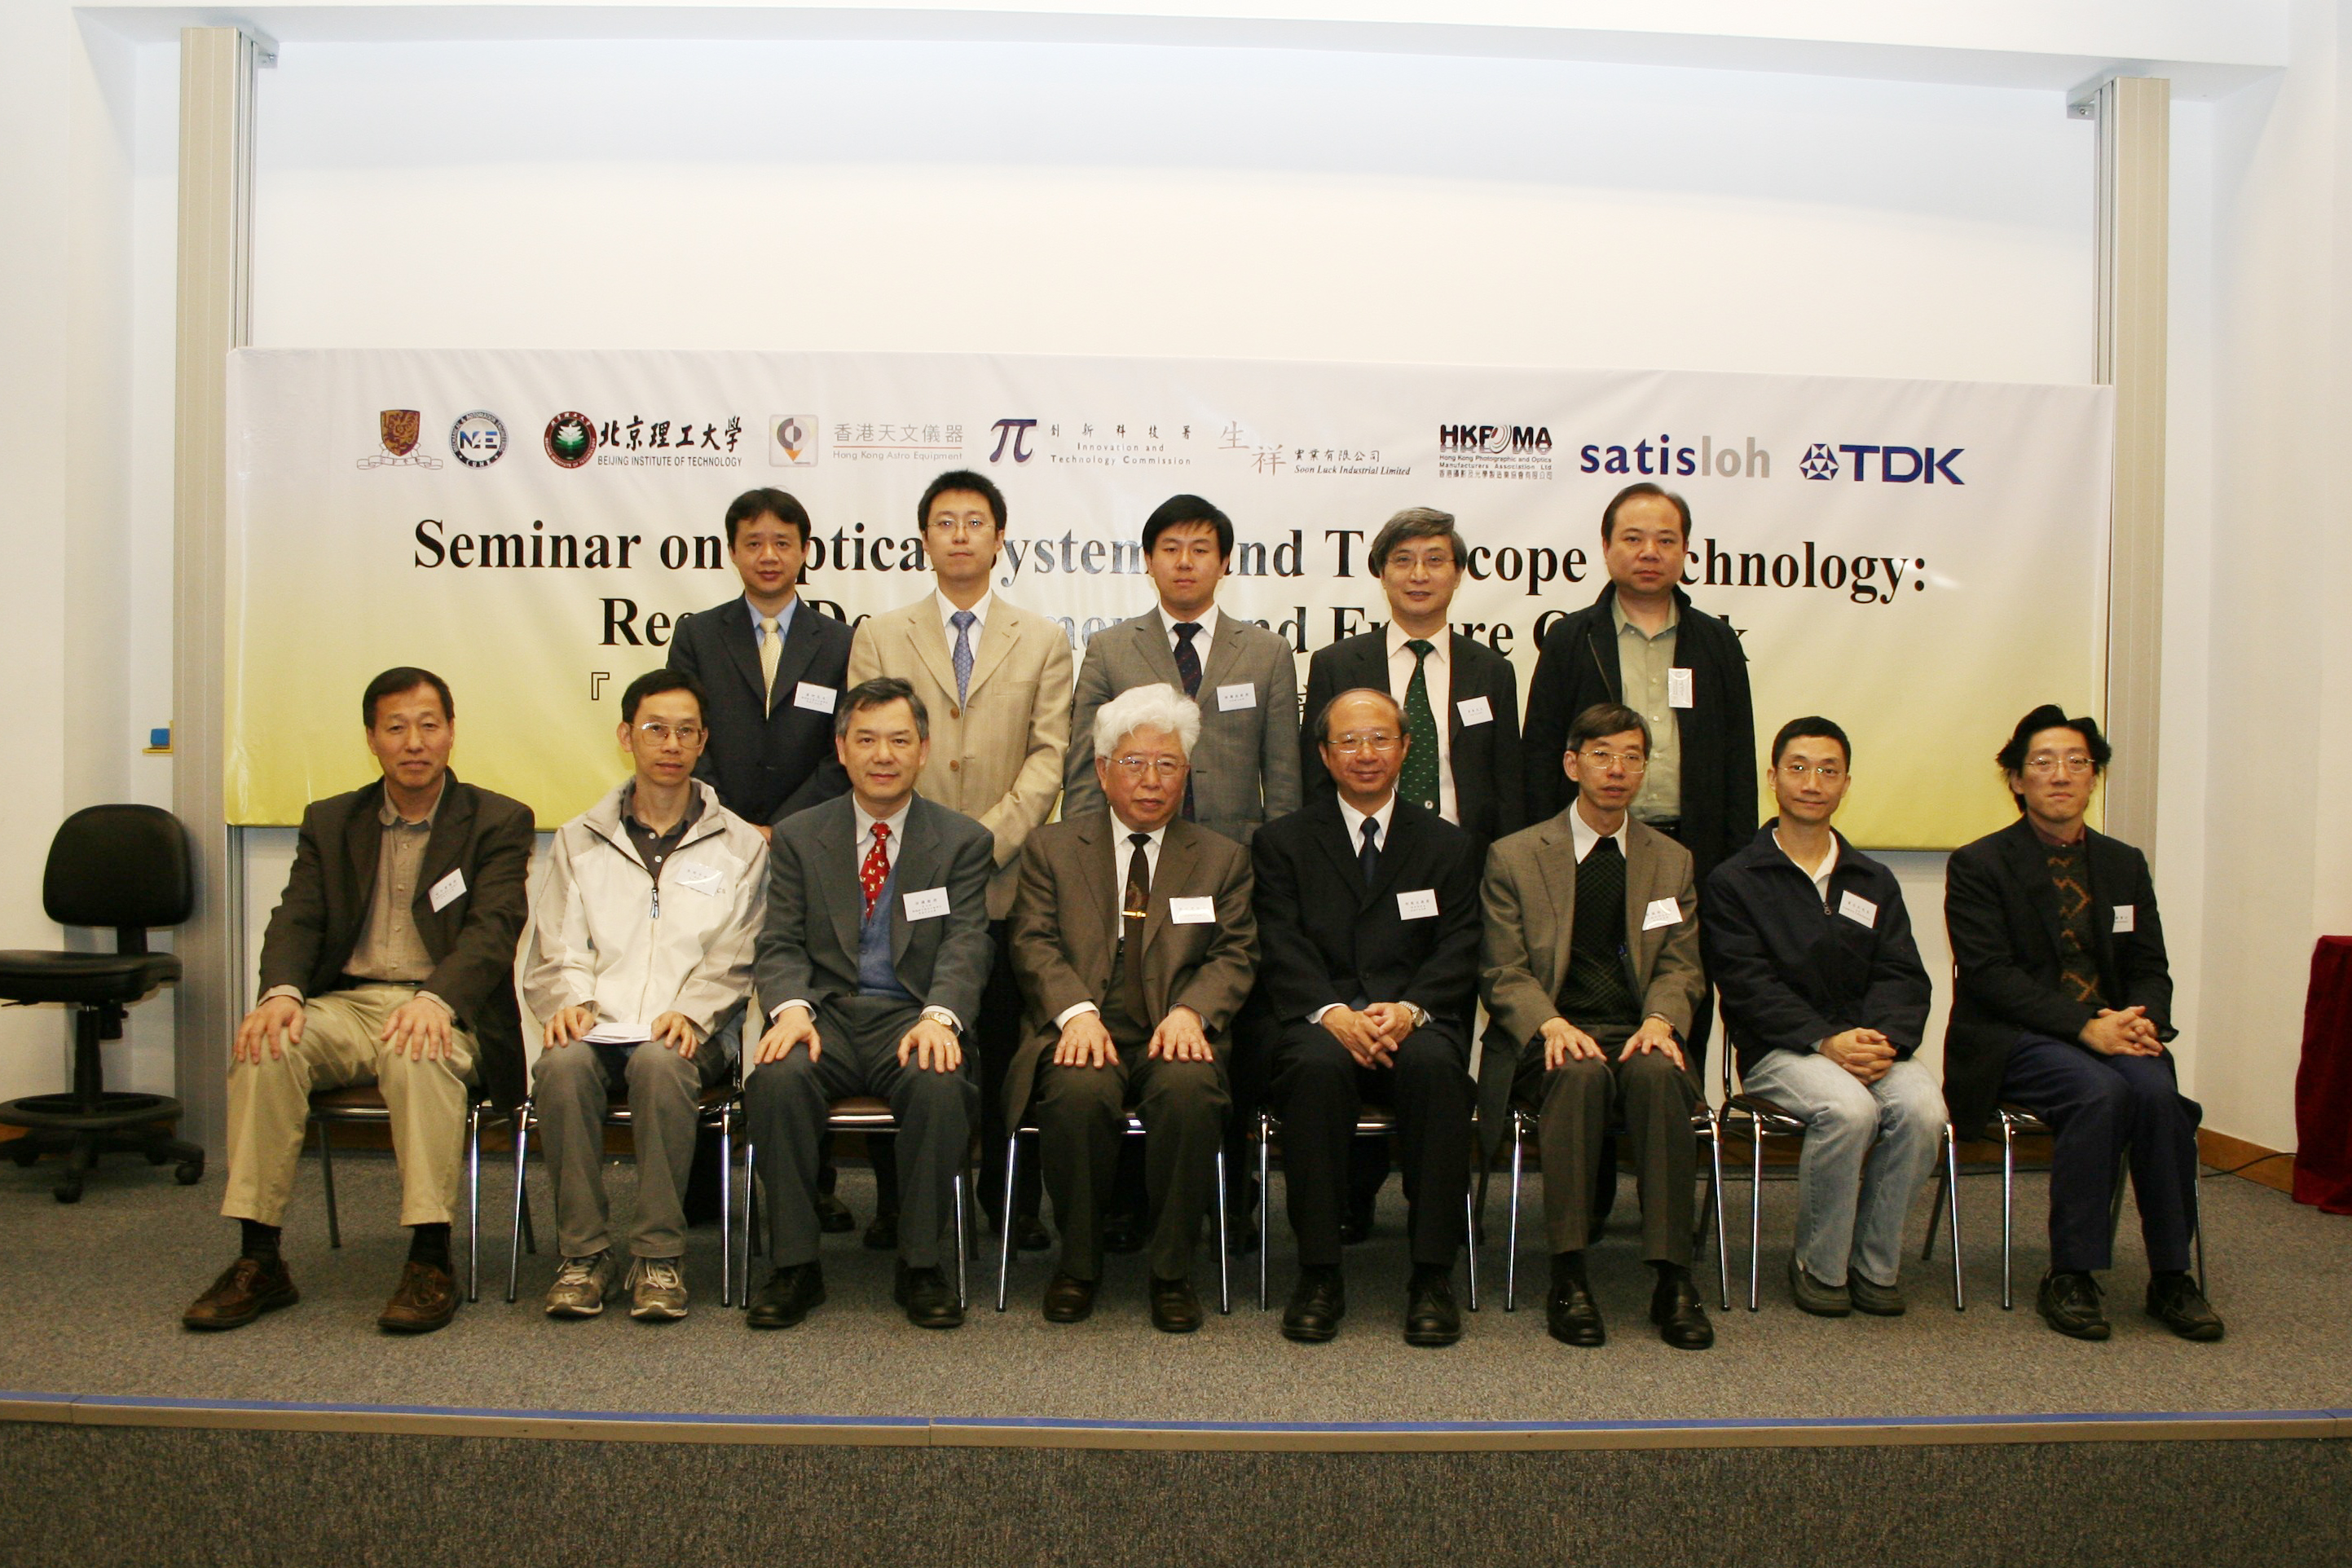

{"left": 1257, "top": 689, "right": 1482, "bottom": 1346}
{"left": 1945, "top": 705, "right": 2221, "bottom": 1343}
{"left": 1704, "top": 717, "right": 1940, "bottom": 1316}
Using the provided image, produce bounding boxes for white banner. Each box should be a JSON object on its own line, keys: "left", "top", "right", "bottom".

{"left": 227, "top": 348, "right": 2112, "bottom": 847}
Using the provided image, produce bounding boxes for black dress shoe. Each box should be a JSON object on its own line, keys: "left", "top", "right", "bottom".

{"left": 1149, "top": 1275, "right": 1204, "bottom": 1333}
{"left": 2037, "top": 1269, "right": 2111, "bottom": 1341}
{"left": 1650, "top": 1268, "right": 1714, "bottom": 1350}
{"left": 747, "top": 1262, "right": 826, "bottom": 1329}
{"left": 1042, "top": 1272, "right": 1098, "bottom": 1324}
{"left": 1547, "top": 1273, "right": 1605, "bottom": 1347}
{"left": 2145, "top": 1271, "right": 2223, "bottom": 1341}
{"left": 1014, "top": 1214, "right": 1053, "bottom": 1253}
{"left": 863, "top": 1209, "right": 898, "bottom": 1252}
{"left": 1403, "top": 1266, "right": 1461, "bottom": 1347}
{"left": 815, "top": 1191, "right": 855, "bottom": 1235}
{"left": 895, "top": 1262, "right": 964, "bottom": 1330}
{"left": 1281, "top": 1267, "right": 1346, "bottom": 1343}
{"left": 1102, "top": 1212, "right": 1146, "bottom": 1255}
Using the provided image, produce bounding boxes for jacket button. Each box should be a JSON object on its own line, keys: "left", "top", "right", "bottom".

{"left": 949, "top": 760, "right": 961, "bottom": 772}
{"left": 949, "top": 705, "right": 961, "bottom": 720}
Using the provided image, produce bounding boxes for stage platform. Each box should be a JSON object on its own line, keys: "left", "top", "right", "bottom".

{"left": 4, "top": 1151, "right": 2348, "bottom": 1562}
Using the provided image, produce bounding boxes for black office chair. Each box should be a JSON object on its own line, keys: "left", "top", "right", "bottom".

{"left": 0, "top": 804, "right": 201, "bottom": 1201}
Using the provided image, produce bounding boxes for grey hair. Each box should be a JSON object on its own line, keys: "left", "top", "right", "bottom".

{"left": 1094, "top": 682, "right": 1201, "bottom": 758}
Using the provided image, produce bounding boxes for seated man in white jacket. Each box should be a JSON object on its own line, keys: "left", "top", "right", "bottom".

{"left": 521, "top": 669, "right": 769, "bottom": 1321}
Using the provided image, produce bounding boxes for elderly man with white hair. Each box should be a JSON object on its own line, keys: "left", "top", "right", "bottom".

{"left": 1005, "top": 684, "right": 1259, "bottom": 1332}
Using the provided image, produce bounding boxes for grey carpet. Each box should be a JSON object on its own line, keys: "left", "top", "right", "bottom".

{"left": 2, "top": 1148, "right": 2345, "bottom": 1425}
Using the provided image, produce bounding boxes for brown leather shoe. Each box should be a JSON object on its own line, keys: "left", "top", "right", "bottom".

{"left": 377, "top": 1260, "right": 459, "bottom": 1334}
{"left": 182, "top": 1256, "right": 299, "bottom": 1331}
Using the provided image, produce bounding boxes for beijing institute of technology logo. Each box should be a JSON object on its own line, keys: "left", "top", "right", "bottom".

{"left": 449, "top": 410, "right": 509, "bottom": 467}
{"left": 544, "top": 412, "right": 597, "bottom": 469}
{"left": 358, "top": 409, "right": 443, "bottom": 469}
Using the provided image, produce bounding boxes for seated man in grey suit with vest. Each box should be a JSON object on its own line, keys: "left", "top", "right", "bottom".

{"left": 742, "top": 677, "right": 995, "bottom": 1331}
{"left": 1481, "top": 701, "right": 1713, "bottom": 1351}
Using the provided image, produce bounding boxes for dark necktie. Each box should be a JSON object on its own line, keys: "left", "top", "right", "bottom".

{"left": 1578, "top": 835, "right": 1640, "bottom": 1017}
{"left": 1121, "top": 831, "right": 1152, "bottom": 1028}
{"left": 1359, "top": 816, "right": 1381, "bottom": 888}
{"left": 1399, "top": 637, "right": 1442, "bottom": 814}
{"left": 1171, "top": 622, "right": 1203, "bottom": 820}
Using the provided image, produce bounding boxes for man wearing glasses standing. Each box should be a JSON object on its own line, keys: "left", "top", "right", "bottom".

{"left": 1945, "top": 705, "right": 2221, "bottom": 1342}
{"left": 1480, "top": 702, "right": 1712, "bottom": 1350}
{"left": 1702, "top": 717, "right": 1940, "bottom": 1316}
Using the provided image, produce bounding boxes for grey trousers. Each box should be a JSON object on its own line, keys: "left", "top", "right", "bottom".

{"left": 533, "top": 1014, "right": 738, "bottom": 1261}
{"left": 1036, "top": 1044, "right": 1228, "bottom": 1282}
{"left": 1517, "top": 1033, "right": 1698, "bottom": 1266}
{"left": 744, "top": 995, "right": 976, "bottom": 1270}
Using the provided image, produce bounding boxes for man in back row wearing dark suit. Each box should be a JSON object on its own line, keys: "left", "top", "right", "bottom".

{"left": 1257, "top": 689, "right": 1482, "bottom": 1346}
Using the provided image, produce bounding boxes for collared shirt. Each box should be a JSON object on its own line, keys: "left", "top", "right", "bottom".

{"left": 1568, "top": 799, "right": 1632, "bottom": 866}
{"left": 1055, "top": 814, "right": 1169, "bottom": 1029}
{"left": 2026, "top": 813, "right": 2090, "bottom": 848}
{"left": 1774, "top": 826, "right": 1840, "bottom": 910}
{"left": 1610, "top": 595, "right": 1682, "bottom": 824}
{"left": 747, "top": 592, "right": 799, "bottom": 648}
{"left": 1162, "top": 601, "right": 1220, "bottom": 670}
{"left": 1336, "top": 791, "right": 1398, "bottom": 858}
{"left": 343, "top": 781, "right": 446, "bottom": 986}
{"left": 852, "top": 797, "right": 914, "bottom": 878}
{"left": 621, "top": 782, "right": 705, "bottom": 877}
{"left": 936, "top": 589, "right": 992, "bottom": 646}
{"left": 1384, "top": 623, "right": 1456, "bottom": 822}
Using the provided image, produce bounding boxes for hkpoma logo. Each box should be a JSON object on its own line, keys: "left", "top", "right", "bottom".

{"left": 357, "top": 409, "right": 443, "bottom": 470}
{"left": 449, "top": 410, "right": 508, "bottom": 468}
{"left": 769, "top": 415, "right": 818, "bottom": 467}
{"left": 1436, "top": 422, "right": 1553, "bottom": 481}
{"left": 544, "top": 412, "right": 597, "bottom": 469}
{"left": 1800, "top": 442, "right": 1964, "bottom": 484}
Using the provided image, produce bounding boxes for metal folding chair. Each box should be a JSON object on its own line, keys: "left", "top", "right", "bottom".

{"left": 1499, "top": 1099, "right": 1729, "bottom": 1310}
{"left": 306, "top": 1085, "right": 511, "bottom": 1302}
{"left": 1250, "top": 1106, "right": 1477, "bottom": 1312}
{"left": 994, "top": 1114, "right": 1230, "bottom": 1314}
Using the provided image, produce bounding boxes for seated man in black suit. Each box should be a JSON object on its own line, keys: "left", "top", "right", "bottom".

{"left": 1945, "top": 704, "right": 2222, "bottom": 1342}
{"left": 1257, "top": 689, "right": 1482, "bottom": 1346}
{"left": 741, "top": 678, "right": 995, "bottom": 1332}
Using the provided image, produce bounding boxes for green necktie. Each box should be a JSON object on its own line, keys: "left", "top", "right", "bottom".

{"left": 1400, "top": 638, "right": 1442, "bottom": 814}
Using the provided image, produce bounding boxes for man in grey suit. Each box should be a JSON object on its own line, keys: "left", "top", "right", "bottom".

{"left": 741, "top": 678, "right": 995, "bottom": 1332}
{"left": 1481, "top": 701, "right": 1714, "bottom": 1351}
{"left": 1065, "top": 494, "right": 1302, "bottom": 844}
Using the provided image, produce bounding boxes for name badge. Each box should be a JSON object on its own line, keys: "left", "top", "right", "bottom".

{"left": 2112, "top": 904, "right": 2135, "bottom": 934}
{"left": 1396, "top": 888, "right": 1438, "bottom": 921}
{"left": 1216, "top": 682, "right": 1256, "bottom": 712}
{"left": 902, "top": 886, "right": 950, "bottom": 921}
{"left": 1169, "top": 896, "right": 1217, "bottom": 925}
{"left": 1456, "top": 695, "right": 1493, "bottom": 727}
{"left": 1641, "top": 896, "right": 1682, "bottom": 932}
{"left": 1838, "top": 891, "right": 1879, "bottom": 929}
{"left": 794, "top": 681, "right": 838, "bottom": 715}
{"left": 1667, "top": 668, "right": 1694, "bottom": 709}
{"left": 673, "top": 860, "right": 725, "bottom": 898}
{"left": 428, "top": 868, "right": 467, "bottom": 913}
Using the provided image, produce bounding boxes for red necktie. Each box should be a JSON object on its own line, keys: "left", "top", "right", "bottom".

{"left": 860, "top": 822, "right": 891, "bottom": 919}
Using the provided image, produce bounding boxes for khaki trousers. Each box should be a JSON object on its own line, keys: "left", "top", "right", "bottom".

{"left": 221, "top": 984, "right": 478, "bottom": 1228}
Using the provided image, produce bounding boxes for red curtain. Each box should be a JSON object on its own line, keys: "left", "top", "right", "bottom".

{"left": 2294, "top": 936, "right": 2352, "bottom": 1213}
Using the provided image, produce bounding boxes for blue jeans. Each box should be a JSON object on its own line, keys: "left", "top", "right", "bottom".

{"left": 1999, "top": 1031, "right": 2200, "bottom": 1274}
{"left": 1739, "top": 1051, "right": 1945, "bottom": 1288}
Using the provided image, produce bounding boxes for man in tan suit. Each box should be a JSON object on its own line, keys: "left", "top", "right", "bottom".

{"left": 1481, "top": 701, "right": 1714, "bottom": 1351}
{"left": 849, "top": 469, "right": 1073, "bottom": 1253}
{"left": 1007, "top": 684, "right": 1257, "bottom": 1332}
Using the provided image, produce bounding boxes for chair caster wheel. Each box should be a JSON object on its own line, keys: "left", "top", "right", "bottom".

{"left": 54, "top": 1175, "right": 83, "bottom": 1204}
{"left": 175, "top": 1158, "right": 204, "bottom": 1185}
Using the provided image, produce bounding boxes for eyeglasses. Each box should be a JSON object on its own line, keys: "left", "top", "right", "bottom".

{"left": 636, "top": 722, "right": 705, "bottom": 745}
{"left": 1578, "top": 748, "right": 1648, "bottom": 774}
{"left": 1327, "top": 732, "right": 1402, "bottom": 755}
{"left": 1383, "top": 551, "right": 1457, "bottom": 574}
{"left": 2024, "top": 754, "right": 2096, "bottom": 777}
{"left": 1109, "top": 755, "right": 1185, "bottom": 782}
{"left": 1778, "top": 762, "right": 1846, "bottom": 783}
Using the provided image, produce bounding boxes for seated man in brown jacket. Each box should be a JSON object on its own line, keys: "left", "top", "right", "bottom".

{"left": 1006, "top": 683, "right": 1257, "bottom": 1332}
{"left": 183, "top": 667, "right": 534, "bottom": 1336}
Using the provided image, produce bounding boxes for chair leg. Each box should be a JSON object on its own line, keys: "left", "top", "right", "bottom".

{"left": 318, "top": 1119, "right": 341, "bottom": 1250}
{"left": 720, "top": 1112, "right": 734, "bottom": 1310}
{"left": 1214, "top": 1147, "right": 1231, "bottom": 1316}
{"left": 738, "top": 1138, "right": 758, "bottom": 1310}
{"left": 953, "top": 1171, "right": 969, "bottom": 1313}
{"left": 2191, "top": 1175, "right": 2207, "bottom": 1297}
{"left": 996, "top": 1133, "right": 1019, "bottom": 1313}
{"left": 1921, "top": 1134, "right": 1948, "bottom": 1261}
{"left": 506, "top": 1107, "right": 531, "bottom": 1306}
{"left": 1462, "top": 1186, "right": 1479, "bottom": 1312}
{"left": 1944, "top": 1123, "right": 1967, "bottom": 1311}
{"left": 465, "top": 1104, "right": 482, "bottom": 1304}
{"left": 1505, "top": 1112, "right": 1524, "bottom": 1312}
{"left": 1256, "top": 1111, "right": 1272, "bottom": 1312}
{"left": 1709, "top": 1117, "right": 1729, "bottom": 1310}
{"left": 2000, "top": 1115, "right": 2016, "bottom": 1310}
{"left": 1748, "top": 1118, "right": 1766, "bottom": 1312}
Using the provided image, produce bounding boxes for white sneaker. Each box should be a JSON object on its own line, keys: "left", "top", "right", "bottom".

{"left": 628, "top": 1256, "right": 689, "bottom": 1321}
{"left": 544, "top": 1252, "right": 616, "bottom": 1318}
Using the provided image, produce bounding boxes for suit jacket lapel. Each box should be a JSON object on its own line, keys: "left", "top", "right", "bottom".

{"left": 1200, "top": 616, "right": 1247, "bottom": 696}
{"left": 1999, "top": 821, "right": 2066, "bottom": 966}
{"left": 1138, "top": 610, "right": 1187, "bottom": 691}
{"left": 1143, "top": 820, "right": 1196, "bottom": 955}
{"left": 717, "top": 600, "right": 767, "bottom": 708}
{"left": 1072, "top": 814, "right": 1117, "bottom": 989}
{"left": 889, "top": 802, "right": 937, "bottom": 965}
{"left": 964, "top": 606, "right": 1015, "bottom": 701}
{"left": 1442, "top": 633, "right": 1482, "bottom": 746}
{"left": 910, "top": 604, "right": 961, "bottom": 705}
{"left": 1534, "top": 812, "right": 1578, "bottom": 995}
{"left": 1308, "top": 799, "right": 1371, "bottom": 907}
{"left": 415, "top": 778, "right": 478, "bottom": 948}
{"left": 817, "top": 800, "right": 863, "bottom": 969}
{"left": 769, "top": 603, "right": 824, "bottom": 711}
{"left": 1366, "top": 802, "right": 1419, "bottom": 905}
{"left": 343, "top": 782, "right": 385, "bottom": 925}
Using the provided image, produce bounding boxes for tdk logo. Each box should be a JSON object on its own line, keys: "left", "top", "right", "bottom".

{"left": 1439, "top": 424, "right": 1551, "bottom": 455}
{"left": 1799, "top": 442, "right": 1963, "bottom": 484}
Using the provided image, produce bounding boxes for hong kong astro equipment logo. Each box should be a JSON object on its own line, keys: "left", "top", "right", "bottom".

{"left": 769, "top": 415, "right": 818, "bottom": 467}
{"left": 544, "top": 412, "right": 597, "bottom": 469}
{"left": 358, "top": 409, "right": 443, "bottom": 470}
{"left": 449, "top": 410, "right": 509, "bottom": 468}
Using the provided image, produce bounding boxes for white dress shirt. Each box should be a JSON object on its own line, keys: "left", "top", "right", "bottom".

{"left": 1310, "top": 791, "right": 1401, "bottom": 1025}
{"left": 1161, "top": 601, "right": 1220, "bottom": 670}
{"left": 1568, "top": 802, "right": 1632, "bottom": 865}
{"left": 936, "top": 589, "right": 992, "bottom": 666}
{"left": 1385, "top": 623, "right": 1456, "bottom": 823}
{"left": 1055, "top": 814, "right": 1169, "bottom": 1029}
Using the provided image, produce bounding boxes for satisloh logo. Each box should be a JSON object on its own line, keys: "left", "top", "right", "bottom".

{"left": 544, "top": 412, "right": 597, "bottom": 469}
{"left": 769, "top": 415, "right": 818, "bottom": 467}
{"left": 358, "top": 409, "right": 442, "bottom": 470}
{"left": 1436, "top": 421, "right": 1552, "bottom": 480}
{"left": 1802, "top": 442, "right": 1964, "bottom": 484}
{"left": 1799, "top": 443, "right": 1839, "bottom": 481}
{"left": 450, "top": 410, "right": 508, "bottom": 468}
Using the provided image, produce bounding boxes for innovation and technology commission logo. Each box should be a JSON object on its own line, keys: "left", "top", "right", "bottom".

{"left": 769, "top": 415, "right": 818, "bottom": 466}
{"left": 449, "top": 410, "right": 508, "bottom": 467}
{"left": 544, "top": 412, "right": 597, "bottom": 469}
